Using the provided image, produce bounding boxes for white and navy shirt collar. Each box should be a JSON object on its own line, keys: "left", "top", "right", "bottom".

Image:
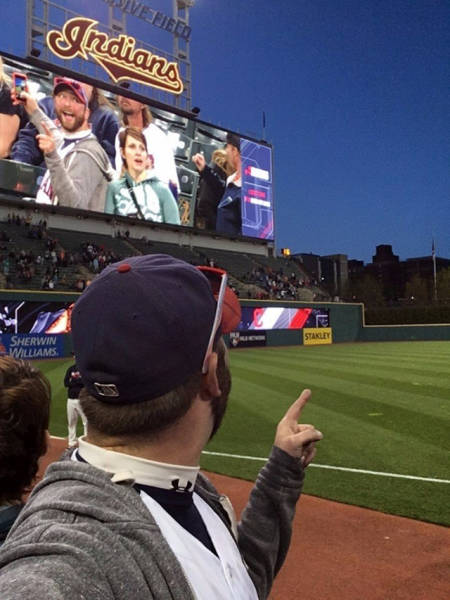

{"left": 74, "top": 436, "right": 199, "bottom": 492}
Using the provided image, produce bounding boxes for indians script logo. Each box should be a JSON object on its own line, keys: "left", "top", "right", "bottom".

{"left": 47, "top": 18, "right": 183, "bottom": 95}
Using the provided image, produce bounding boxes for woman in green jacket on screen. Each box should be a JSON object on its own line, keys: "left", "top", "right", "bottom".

{"left": 105, "top": 126, "right": 180, "bottom": 224}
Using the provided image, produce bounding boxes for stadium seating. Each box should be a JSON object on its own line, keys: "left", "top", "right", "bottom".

{"left": 0, "top": 216, "right": 330, "bottom": 300}
{"left": 128, "top": 239, "right": 203, "bottom": 265}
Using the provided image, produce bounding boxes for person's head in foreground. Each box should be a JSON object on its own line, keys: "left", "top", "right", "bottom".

{"left": 0, "top": 356, "right": 51, "bottom": 505}
{"left": 0, "top": 357, "right": 50, "bottom": 542}
{"left": 72, "top": 254, "right": 237, "bottom": 450}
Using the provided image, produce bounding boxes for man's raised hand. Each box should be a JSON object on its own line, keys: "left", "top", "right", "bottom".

{"left": 10, "top": 89, "right": 38, "bottom": 114}
{"left": 36, "top": 121, "right": 56, "bottom": 155}
{"left": 274, "top": 389, "right": 323, "bottom": 467}
{"left": 192, "top": 152, "right": 206, "bottom": 172}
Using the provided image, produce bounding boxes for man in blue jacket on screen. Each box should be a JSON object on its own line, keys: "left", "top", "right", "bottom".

{"left": 215, "top": 132, "right": 242, "bottom": 236}
{"left": 0, "top": 254, "right": 323, "bottom": 600}
{"left": 193, "top": 132, "right": 242, "bottom": 237}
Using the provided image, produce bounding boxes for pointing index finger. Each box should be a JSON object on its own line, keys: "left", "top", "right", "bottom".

{"left": 283, "top": 389, "right": 311, "bottom": 423}
{"left": 41, "top": 121, "right": 51, "bottom": 136}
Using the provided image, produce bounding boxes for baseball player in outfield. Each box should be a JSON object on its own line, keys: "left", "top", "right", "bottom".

{"left": 0, "top": 254, "right": 323, "bottom": 599}
{"left": 64, "top": 361, "right": 87, "bottom": 447}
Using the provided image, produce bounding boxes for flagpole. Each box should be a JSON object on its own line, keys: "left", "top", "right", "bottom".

{"left": 432, "top": 238, "right": 437, "bottom": 302}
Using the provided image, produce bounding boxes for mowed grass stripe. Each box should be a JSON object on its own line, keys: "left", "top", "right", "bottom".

{"left": 231, "top": 361, "right": 449, "bottom": 431}
{"left": 296, "top": 398, "right": 449, "bottom": 476}
{"left": 242, "top": 341, "right": 450, "bottom": 370}
{"left": 234, "top": 374, "right": 449, "bottom": 455}
{"left": 232, "top": 344, "right": 450, "bottom": 373}
{"left": 221, "top": 373, "right": 449, "bottom": 476}
{"left": 233, "top": 345, "right": 450, "bottom": 402}
{"left": 235, "top": 352, "right": 450, "bottom": 405}
{"left": 236, "top": 347, "right": 450, "bottom": 385}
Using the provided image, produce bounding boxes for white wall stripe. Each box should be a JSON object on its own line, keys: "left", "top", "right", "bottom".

{"left": 202, "top": 451, "right": 450, "bottom": 484}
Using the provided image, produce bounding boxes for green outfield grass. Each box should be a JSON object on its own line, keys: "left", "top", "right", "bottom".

{"left": 35, "top": 340, "right": 450, "bottom": 526}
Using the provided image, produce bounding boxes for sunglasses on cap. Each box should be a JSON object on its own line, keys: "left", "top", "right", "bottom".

{"left": 54, "top": 76, "right": 83, "bottom": 90}
{"left": 197, "top": 266, "right": 241, "bottom": 374}
{"left": 53, "top": 77, "right": 87, "bottom": 104}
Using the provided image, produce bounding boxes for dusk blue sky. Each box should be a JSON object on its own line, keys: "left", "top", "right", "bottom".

{"left": 189, "top": 1, "right": 448, "bottom": 263}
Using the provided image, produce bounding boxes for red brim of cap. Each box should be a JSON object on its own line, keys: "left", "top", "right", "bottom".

{"left": 195, "top": 266, "right": 241, "bottom": 334}
{"left": 219, "top": 286, "right": 241, "bottom": 333}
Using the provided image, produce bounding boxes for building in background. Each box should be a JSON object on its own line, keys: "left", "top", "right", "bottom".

{"left": 294, "top": 244, "right": 449, "bottom": 304}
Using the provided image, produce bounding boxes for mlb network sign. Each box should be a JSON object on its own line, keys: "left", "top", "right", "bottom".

{"left": 0, "top": 334, "right": 64, "bottom": 359}
{"left": 303, "top": 328, "right": 333, "bottom": 346}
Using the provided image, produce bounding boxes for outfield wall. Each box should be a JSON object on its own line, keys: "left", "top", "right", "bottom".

{"left": 359, "top": 323, "right": 450, "bottom": 342}
{"left": 234, "top": 299, "right": 450, "bottom": 344}
{"left": 0, "top": 291, "right": 448, "bottom": 358}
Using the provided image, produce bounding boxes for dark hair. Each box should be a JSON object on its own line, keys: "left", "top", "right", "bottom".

{"left": 226, "top": 132, "right": 240, "bottom": 152}
{"left": 0, "top": 357, "right": 51, "bottom": 504}
{"left": 118, "top": 127, "right": 148, "bottom": 171}
{"left": 80, "top": 371, "right": 203, "bottom": 440}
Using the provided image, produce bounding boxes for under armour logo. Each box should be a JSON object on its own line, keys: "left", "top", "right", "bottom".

{"left": 171, "top": 478, "right": 193, "bottom": 493}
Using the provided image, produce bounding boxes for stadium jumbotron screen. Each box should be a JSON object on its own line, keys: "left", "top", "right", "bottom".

{"left": 0, "top": 301, "right": 74, "bottom": 335}
{"left": 237, "top": 307, "right": 330, "bottom": 331}
{"left": 0, "top": 64, "right": 274, "bottom": 241}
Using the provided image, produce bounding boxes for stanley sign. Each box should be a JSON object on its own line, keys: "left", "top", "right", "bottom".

{"left": 303, "top": 328, "right": 333, "bottom": 346}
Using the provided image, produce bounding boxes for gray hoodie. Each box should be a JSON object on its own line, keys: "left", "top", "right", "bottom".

{"left": 30, "top": 107, "right": 113, "bottom": 212}
{"left": 0, "top": 446, "right": 304, "bottom": 599}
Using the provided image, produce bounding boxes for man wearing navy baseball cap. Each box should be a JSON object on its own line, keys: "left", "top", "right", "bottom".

{"left": 0, "top": 254, "right": 323, "bottom": 600}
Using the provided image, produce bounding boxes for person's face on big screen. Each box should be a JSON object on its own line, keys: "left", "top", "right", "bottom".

{"left": 122, "top": 134, "right": 148, "bottom": 178}
{"left": 54, "top": 89, "right": 88, "bottom": 133}
{"left": 118, "top": 95, "right": 144, "bottom": 116}
{"left": 225, "top": 143, "right": 239, "bottom": 172}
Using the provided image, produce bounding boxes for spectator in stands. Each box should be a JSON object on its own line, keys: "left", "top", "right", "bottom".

{"left": 11, "top": 80, "right": 119, "bottom": 166}
{"left": 106, "top": 127, "right": 180, "bottom": 224}
{"left": 74, "top": 279, "right": 86, "bottom": 292}
{"left": 192, "top": 148, "right": 232, "bottom": 230}
{"left": 0, "top": 254, "right": 322, "bottom": 597}
{"left": 115, "top": 95, "right": 179, "bottom": 196}
{"left": 244, "top": 264, "right": 310, "bottom": 300}
{"left": 41, "top": 274, "right": 50, "bottom": 290}
{"left": 193, "top": 133, "right": 242, "bottom": 236}
{"left": 0, "top": 57, "right": 26, "bottom": 158}
{"left": 12, "top": 78, "right": 113, "bottom": 211}
{"left": 0, "top": 356, "right": 50, "bottom": 545}
{"left": 2, "top": 257, "right": 10, "bottom": 276}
